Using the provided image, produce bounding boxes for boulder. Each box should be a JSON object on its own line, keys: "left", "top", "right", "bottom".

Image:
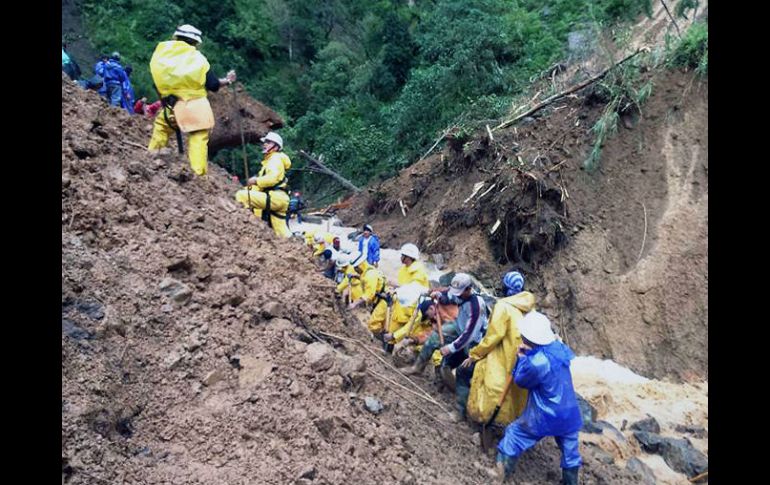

{"left": 305, "top": 342, "right": 335, "bottom": 372}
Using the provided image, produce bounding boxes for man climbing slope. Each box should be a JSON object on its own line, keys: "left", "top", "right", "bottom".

{"left": 148, "top": 24, "right": 236, "bottom": 176}
{"left": 463, "top": 271, "right": 535, "bottom": 427}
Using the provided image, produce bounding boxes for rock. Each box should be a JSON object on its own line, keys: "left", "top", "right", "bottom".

{"left": 565, "top": 260, "right": 578, "bottom": 273}
{"left": 471, "top": 432, "right": 481, "bottom": 446}
{"left": 202, "top": 370, "right": 225, "bottom": 387}
{"left": 183, "top": 331, "right": 205, "bottom": 352}
{"left": 674, "top": 424, "right": 707, "bottom": 439}
{"left": 238, "top": 356, "right": 274, "bottom": 389}
{"left": 163, "top": 351, "right": 183, "bottom": 370}
{"left": 630, "top": 416, "right": 661, "bottom": 434}
{"left": 576, "top": 394, "right": 601, "bottom": 433}
{"left": 159, "top": 277, "right": 193, "bottom": 305}
{"left": 338, "top": 355, "right": 366, "bottom": 376}
{"left": 62, "top": 176, "right": 71, "bottom": 188}
{"left": 62, "top": 318, "right": 94, "bottom": 340}
{"left": 288, "top": 380, "right": 302, "bottom": 397}
{"left": 625, "top": 457, "right": 656, "bottom": 485}
{"left": 298, "top": 466, "right": 316, "bottom": 480}
{"left": 589, "top": 444, "right": 614, "bottom": 465}
{"left": 595, "top": 421, "right": 626, "bottom": 444}
{"left": 305, "top": 342, "right": 335, "bottom": 372}
{"left": 213, "top": 278, "right": 246, "bottom": 307}
{"left": 364, "top": 396, "right": 384, "bottom": 415}
{"left": 633, "top": 431, "right": 665, "bottom": 453}
{"left": 658, "top": 437, "right": 708, "bottom": 478}
{"left": 261, "top": 301, "right": 283, "bottom": 318}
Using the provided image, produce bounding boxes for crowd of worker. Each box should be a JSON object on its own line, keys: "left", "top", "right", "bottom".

{"left": 63, "top": 23, "right": 584, "bottom": 484}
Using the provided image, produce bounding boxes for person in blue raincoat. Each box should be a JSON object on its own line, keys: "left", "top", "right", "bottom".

{"left": 358, "top": 224, "right": 380, "bottom": 267}
{"left": 94, "top": 54, "right": 109, "bottom": 97}
{"left": 121, "top": 65, "right": 136, "bottom": 113}
{"left": 101, "top": 52, "right": 131, "bottom": 110}
{"left": 492, "top": 310, "right": 583, "bottom": 485}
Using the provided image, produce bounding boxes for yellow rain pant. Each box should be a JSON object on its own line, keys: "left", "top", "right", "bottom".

{"left": 148, "top": 108, "right": 209, "bottom": 176}
{"left": 235, "top": 187, "right": 291, "bottom": 238}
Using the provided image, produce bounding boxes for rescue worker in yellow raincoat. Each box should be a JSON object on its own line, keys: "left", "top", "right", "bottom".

{"left": 461, "top": 271, "right": 535, "bottom": 426}
{"left": 347, "top": 252, "right": 387, "bottom": 311}
{"left": 367, "top": 243, "right": 429, "bottom": 352}
{"left": 304, "top": 230, "right": 317, "bottom": 248}
{"left": 234, "top": 132, "right": 292, "bottom": 237}
{"left": 336, "top": 257, "right": 364, "bottom": 304}
{"left": 312, "top": 232, "right": 336, "bottom": 257}
{"left": 388, "top": 298, "right": 437, "bottom": 366}
{"left": 148, "top": 24, "right": 236, "bottom": 176}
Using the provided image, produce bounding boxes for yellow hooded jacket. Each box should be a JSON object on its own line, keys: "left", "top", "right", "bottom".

{"left": 466, "top": 291, "right": 536, "bottom": 425}
{"left": 358, "top": 262, "right": 386, "bottom": 305}
{"left": 336, "top": 266, "right": 364, "bottom": 301}
{"left": 150, "top": 41, "right": 209, "bottom": 101}
{"left": 392, "top": 309, "right": 433, "bottom": 343}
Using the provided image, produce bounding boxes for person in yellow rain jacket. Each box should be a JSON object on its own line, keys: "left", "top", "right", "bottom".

{"left": 312, "top": 232, "right": 336, "bottom": 257}
{"left": 367, "top": 243, "right": 429, "bottom": 352}
{"left": 347, "top": 252, "right": 387, "bottom": 310}
{"left": 148, "top": 24, "right": 236, "bottom": 176}
{"left": 234, "top": 132, "right": 292, "bottom": 237}
{"left": 336, "top": 258, "right": 364, "bottom": 304}
{"left": 462, "top": 271, "right": 535, "bottom": 426}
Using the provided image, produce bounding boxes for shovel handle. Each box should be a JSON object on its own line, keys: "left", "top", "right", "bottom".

{"left": 433, "top": 297, "right": 445, "bottom": 346}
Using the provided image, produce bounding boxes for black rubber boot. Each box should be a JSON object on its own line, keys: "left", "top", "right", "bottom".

{"left": 561, "top": 467, "right": 579, "bottom": 485}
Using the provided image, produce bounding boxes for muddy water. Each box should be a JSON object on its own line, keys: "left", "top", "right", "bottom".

{"left": 294, "top": 216, "right": 707, "bottom": 484}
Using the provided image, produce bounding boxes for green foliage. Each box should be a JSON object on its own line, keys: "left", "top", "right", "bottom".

{"left": 80, "top": 0, "right": 658, "bottom": 195}
{"left": 674, "top": 0, "right": 699, "bottom": 19}
{"left": 667, "top": 21, "right": 708, "bottom": 75}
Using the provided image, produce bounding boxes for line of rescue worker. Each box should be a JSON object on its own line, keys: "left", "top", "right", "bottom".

{"left": 304, "top": 230, "right": 583, "bottom": 485}
{"left": 79, "top": 21, "right": 584, "bottom": 484}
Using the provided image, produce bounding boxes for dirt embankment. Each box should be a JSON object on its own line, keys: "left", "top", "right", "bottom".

{"left": 61, "top": 76, "right": 640, "bottom": 484}
{"left": 339, "top": 69, "right": 707, "bottom": 382}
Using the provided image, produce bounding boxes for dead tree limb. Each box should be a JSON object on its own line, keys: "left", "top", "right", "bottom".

{"left": 493, "top": 49, "right": 646, "bottom": 132}
{"left": 298, "top": 150, "right": 361, "bottom": 193}
{"left": 660, "top": 0, "right": 682, "bottom": 38}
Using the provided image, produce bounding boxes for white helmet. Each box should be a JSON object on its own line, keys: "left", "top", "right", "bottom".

{"left": 519, "top": 311, "right": 556, "bottom": 346}
{"left": 174, "top": 24, "right": 203, "bottom": 44}
{"left": 400, "top": 243, "right": 420, "bottom": 260}
{"left": 314, "top": 234, "right": 325, "bottom": 243}
{"left": 261, "top": 131, "right": 283, "bottom": 149}
{"left": 335, "top": 254, "right": 350, "bottom": 269}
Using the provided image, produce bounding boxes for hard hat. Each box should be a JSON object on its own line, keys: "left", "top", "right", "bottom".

{"left": 260, "top": 131, "right": 283, "bottom": 149}
{"left": 518, "top": 311, "right": 556, "bottom": 346}
{"left": 400, "top": 243, "right": 420, "bottom": 260}
{"left": 110, "top": 51, "right": 121, "bottom": 61}
{"left": 396, "top": 283, "right": 428, "bottom": 307}
{"left": 363, "top": 224, "right": 374, "bottom": 232}
{"left": 314, "top": 234, "right": 325, "bottom": 243}
{"left": 448, "top": 273, "right": 472, "bottom": 296}
{"left": 174, "top": 24, "right": 203, "bottom": 44}
{"left": 335, "top": 254, "right": 350, "bottom": 269}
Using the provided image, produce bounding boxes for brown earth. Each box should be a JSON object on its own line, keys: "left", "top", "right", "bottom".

{"left": 338, "top": 69, "right": 707, "bottom": 382}
{"left": 62, "top": 76, "right": 641, "bottom": 483}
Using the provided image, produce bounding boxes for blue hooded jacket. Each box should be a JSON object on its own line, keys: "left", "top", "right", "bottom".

{"left": 513, "top": 340, "right": 582, "bottom": 437}
{"left": 358, "top": 234, "right": 380, "bottom": 265}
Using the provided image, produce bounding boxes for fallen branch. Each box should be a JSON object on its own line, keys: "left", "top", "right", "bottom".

{"left": 419, "top": 125, "right": 455, "bottom": 162}
{"left": 494, "top": 49, "right": 646, "bottom": 131}
{"left": 120, "top": 139, "right": 150, "bottom": 150}
{"left": 298, "top": 151, "right": 362, "bottom": 193}
{"left": 545, "top": 160, "right": 568, "bottom": 173}
{"left": 689, "top": 471, "right": 707, "bottom": 483}
{"left": 660, "top": 0, "right": 682, "bottom": 38}
{"left": 367, "top": 369, "right": 448, "bottom": 413}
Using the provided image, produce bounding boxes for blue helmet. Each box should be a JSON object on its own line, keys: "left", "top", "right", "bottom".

{"left": 502, "top": 271, "right": 524, "bottom": 296}
{"left": 418, "top": 299, "right": 434, "bottom": 317}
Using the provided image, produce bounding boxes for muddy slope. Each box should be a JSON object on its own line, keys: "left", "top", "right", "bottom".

{"left": 61, "top": 76, "right": 639, "bottom": 484}
{"left": 339, "top": 69, "right": 707, "bottom": 382}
